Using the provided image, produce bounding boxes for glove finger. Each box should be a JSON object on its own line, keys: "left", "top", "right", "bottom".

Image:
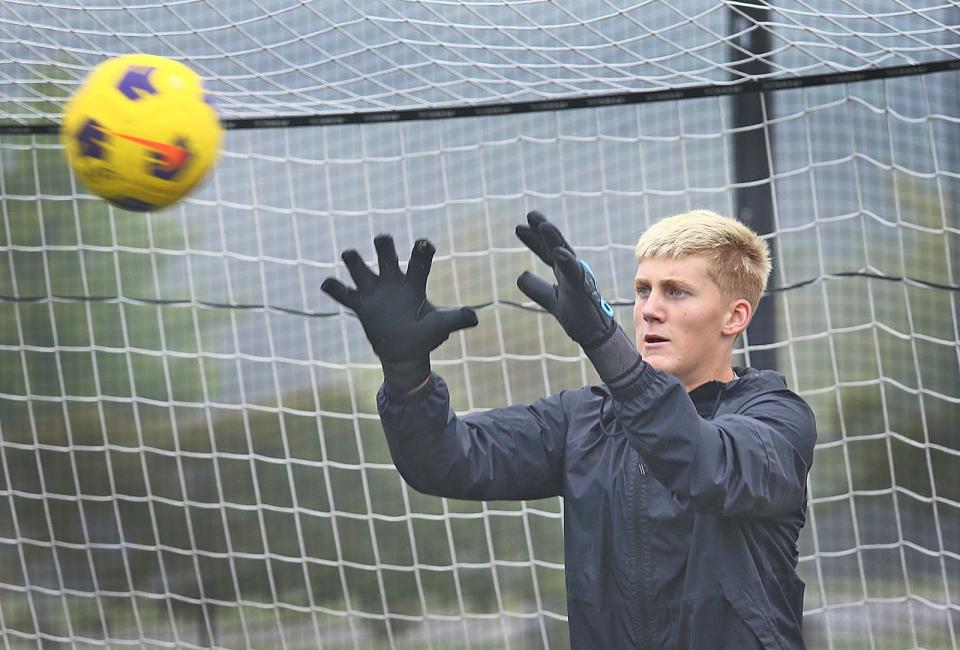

{"left": 420, "top": 307, "right": 479, "bottom": 345}
{"left": 374, "top": 234, "right": 401, "bottom": 280}
{"left": 539, "top": 221, "right": 575, "bottom": 256}
{"left": 321, "top": 277, "right": 360, "bottom": 311}
{"left": 552, "top": 247, "right": 586, "bottom": 285}
{"left": 405, "top": 238, "right": 435, "bottom": 293}
{"left": 517, "top": 271, "right": 560, "bottom": 316}
{"left": 434, "top": 306, "right": 479, "bottom": 334}
{"left": 341, "top": 249, "right": 379, "bottom": 293}
{"left": 516, "top": 224, "right": 553, "bottom": 267}
{"left": 526, "top": 210, "right": 549, "bottom": 230}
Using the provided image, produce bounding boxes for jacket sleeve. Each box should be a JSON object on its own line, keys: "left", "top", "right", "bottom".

{"left": 376, "top": 373, "right": 568, "bottom": 500}
{"left": 611, "top": 364, "right": 816, "bottom": 518}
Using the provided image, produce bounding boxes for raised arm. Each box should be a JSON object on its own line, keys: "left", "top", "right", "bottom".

{"left": 322, "top": 233, "right": 566, "bottom": 501}
{"left": 377, "top": 374, "right": 569, "bottom": 500}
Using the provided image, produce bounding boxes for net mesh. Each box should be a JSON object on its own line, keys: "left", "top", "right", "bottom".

{"left": 1, "top": 1, "right": 959, "bottom": 649}
{"left": 3, "top": 0, "right": 960, "bottom": 122}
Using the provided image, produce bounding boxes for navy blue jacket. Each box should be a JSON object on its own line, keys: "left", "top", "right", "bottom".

{"left": 378, "top": 363, "right": 816, "bottom": 649}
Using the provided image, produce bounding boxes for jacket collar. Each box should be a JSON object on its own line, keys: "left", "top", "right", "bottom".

{"left": 688, "top": 379, "right": 727, "bottom": 418}
{"left": 593, "top": 366, "right": 787, "bottom": 418}
{"left": 688, "top": 367, "right": 790, "bottom": 418}
{"left": 687, "top": 367, "right": 749, "bottom": 418}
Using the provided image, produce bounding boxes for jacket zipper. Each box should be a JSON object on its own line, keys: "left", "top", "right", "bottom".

{"left": 636, "top": 461, "right": 651, "bottom": 649}
{"left": 626, "top": 456, "right": 642, "bottom": 647}
{"left": 630, "top": 381, "right": 728, "bottom": 648}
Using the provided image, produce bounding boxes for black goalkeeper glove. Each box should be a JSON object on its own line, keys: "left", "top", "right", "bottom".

{"left": 516, "top": 211, "right": 645, "bottom": 392}
{"left": 321, "top": 235, "right": 478, "bottom": 394}
{"left": 516, "top": 210, "right": 617, "bottom": 348}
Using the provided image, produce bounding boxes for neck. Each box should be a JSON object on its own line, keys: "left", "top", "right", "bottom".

{"left": 682, "top": 358, "right": 735, "bottom": 392}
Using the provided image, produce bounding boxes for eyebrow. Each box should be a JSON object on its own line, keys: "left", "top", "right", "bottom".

{"left": 634, "top": 277, "right": 696, "bottom": 291}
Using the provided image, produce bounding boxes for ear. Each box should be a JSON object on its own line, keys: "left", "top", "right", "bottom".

{"left": 722, "top": 298, "right": 752, "bottom": 337}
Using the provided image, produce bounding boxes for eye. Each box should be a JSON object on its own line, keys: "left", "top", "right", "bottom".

{"left": 670, "top": 288, "right": 687, "bottom": 297}
{"left": 636, "top": 286, "right": 650, "bottom": 297}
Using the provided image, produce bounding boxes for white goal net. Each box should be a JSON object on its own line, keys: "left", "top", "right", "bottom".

{"left": 1, "top": 1, "right": 959, "bottom": 649}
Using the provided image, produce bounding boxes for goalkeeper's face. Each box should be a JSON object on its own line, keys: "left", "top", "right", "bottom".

{"left": 633, "top": 254, "right": 752, "bottom": 390}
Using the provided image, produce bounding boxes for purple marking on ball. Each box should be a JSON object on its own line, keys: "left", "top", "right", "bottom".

{"left": 118, "top": 66, "right": 158, "bottom": 100}
{"left": 109, "top": 197, "right": 156, "bottom": 212}
{"left": 76, "top": 119, "right": 107, "bottom": 159}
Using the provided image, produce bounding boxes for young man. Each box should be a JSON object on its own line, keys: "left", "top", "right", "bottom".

{"left": 322, "top": 210, "right": 816, "bottom": 649}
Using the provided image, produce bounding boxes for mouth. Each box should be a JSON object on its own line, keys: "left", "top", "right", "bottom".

{"left": 642, "top": 334, "right": 670, "bottom": 349}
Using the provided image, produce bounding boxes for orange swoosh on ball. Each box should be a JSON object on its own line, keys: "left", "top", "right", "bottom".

{"left": 112, "top": 131, "right": 188, "bottom": 169}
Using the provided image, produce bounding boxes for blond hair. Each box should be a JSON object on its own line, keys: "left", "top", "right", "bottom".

{"left": 634, "top": 210, "right": 771, "bottom": 309}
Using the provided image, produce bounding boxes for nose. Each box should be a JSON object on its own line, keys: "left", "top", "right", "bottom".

{"left": 640, "top": 291, "right": 666, "bottom": 323}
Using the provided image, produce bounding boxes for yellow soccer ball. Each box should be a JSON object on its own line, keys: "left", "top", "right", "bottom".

{"left": 61, "top": 54, "right": 223, "bottom": 211}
